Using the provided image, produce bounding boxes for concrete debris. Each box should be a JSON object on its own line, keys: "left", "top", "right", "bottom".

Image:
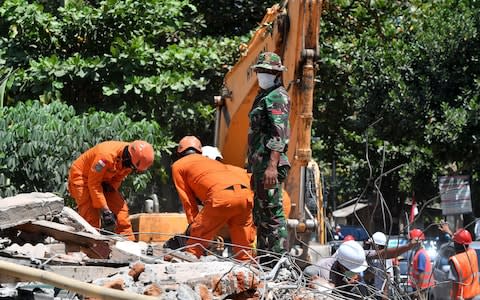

{"left": 115, "top": 240, "right": 149, "bottom": 257}
{"left": 4, "top": 243, "right": 47, "bottom": 259}
{"left": 50, "top": 265, "right": 117, "bottom": 282}
{"left": 58, "top": 206, "right": 101, "bottom": 236}
{"left": 0, "top": 193, "right": 344, "bottom": 300}
{"left": 0, "top": 192, "right": 63, "bottom": 229}
{"left": 16, "top": 220, "right": 112, "bottom": 259}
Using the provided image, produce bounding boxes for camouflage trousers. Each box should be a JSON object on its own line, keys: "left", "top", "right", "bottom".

{"left": 252, "top": 166, "right": 289, "bottom": 256}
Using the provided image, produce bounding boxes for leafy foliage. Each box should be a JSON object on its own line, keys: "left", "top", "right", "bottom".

{"left": 192, "top": 0, "right": 277, "bottom": 35}
{"left": 0, "top": 100, "right": 173, "bottom": 201}
{"left": 316, "top": 0, "right": 480, "bottom": 212}
{"left": 0, "top": 0, "right": 245, "bottom": 137}
{"left": 1, "top": 0, "right": 480, "bottom": 222}
{"left": 0, "top": 0, "right": 249, "bottom": 206}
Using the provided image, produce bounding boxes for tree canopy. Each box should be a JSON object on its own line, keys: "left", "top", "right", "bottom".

{"left": 1, "top": 0, "right": 479, "bottom": 222}
{"left": 316, "top": 0, "right": 480, "bottom": 222}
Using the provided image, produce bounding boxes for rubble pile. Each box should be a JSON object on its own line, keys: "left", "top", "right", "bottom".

{"left": 0, "top": 193, "right": 338, "bottom": 300}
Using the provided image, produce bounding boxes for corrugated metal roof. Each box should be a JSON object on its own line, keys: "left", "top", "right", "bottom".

{"left": 332, "top": 202, "right": 368, "bottom": 218}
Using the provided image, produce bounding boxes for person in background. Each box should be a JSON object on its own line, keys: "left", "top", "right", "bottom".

{"left": 68, "top": 140, "right": 154, "bottom": 240}
{"left": 409, "top": 229, "right": 435, "bottom": 300}
{"left": 334, "top": 225, "right": 345, "bottom": 241}
{"left": 201, "top": 146, "right": 224, "bottom": 162}
{"left": 171, "top": 136, "right": 255, "bottom": 261}
{"left": 247, "top": 52, "right": 291, "bottom": 263}
{"left": 474, "top": 219, "right": 480, "bottom": 241}
{"left": 361, "top": 231, "right": 420, "bottom": 298}
{"left": 437, "top": 221, "right": 453, "bottom": 249}
{"left": 364, "top": 232, "right": 395, "bottom": 299}
{"left": 326, "top": 208, "right": 336, "bottom": 229}
{"left": 326, "top": 208, "right": 336, "bottom": 241}
{"left": 304, "top": 241, "right": 368, "bottom": 299}
{"left": 448, "top": 228, "right": 480, "bottom": 300}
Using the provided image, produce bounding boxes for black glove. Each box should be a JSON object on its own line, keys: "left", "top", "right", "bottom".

{"left": 163, "top": 235, "right": 187, "bottom": 250}
{"left": 163, "top": 224, "right": 190, "bottom": 250}
{"left": 101, "top": 209, "right": 117, "bottom": 229}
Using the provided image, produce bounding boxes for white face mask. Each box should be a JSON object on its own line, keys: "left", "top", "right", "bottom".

{"left": 257, "top": 73, "right": 277, "bottom": 90}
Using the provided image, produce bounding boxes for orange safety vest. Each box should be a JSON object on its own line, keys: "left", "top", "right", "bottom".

{"left": 450, "top": 248, "right": 480, "bottom": 300}
{"left": 411, "top": 248, "right": 435, "bottom": 289}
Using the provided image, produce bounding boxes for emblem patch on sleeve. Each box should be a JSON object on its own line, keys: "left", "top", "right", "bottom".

{"left": 94, "top": 160, "right": 106, "bottom": 172}
{"left": 271, "top": 108, "right": 282, "bottom": 115}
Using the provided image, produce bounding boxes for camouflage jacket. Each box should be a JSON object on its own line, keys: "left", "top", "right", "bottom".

{"left": 247, "top": 84, "right": 290, "bottom": 175}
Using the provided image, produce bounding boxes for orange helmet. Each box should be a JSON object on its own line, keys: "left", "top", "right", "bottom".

{"left": 409, "top": 229, "right": 425, "bottom": 240}
{"left": 128, "top": 140, "right": 154, "bottom": 171}
{"left": 344, "top": 235, "right": 355, "bottom": 242}
{"left": 177, "top": 136, "right": 202, "bottom": 154}
{"left": 453, "top": 228, "right": 472, "bottom": 245}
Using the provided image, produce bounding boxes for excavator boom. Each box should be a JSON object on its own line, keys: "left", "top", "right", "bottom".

{"left": 214, "top": 0, "right": 325, "bottom": 246}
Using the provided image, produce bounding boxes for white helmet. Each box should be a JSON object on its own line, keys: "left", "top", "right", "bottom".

{"left": 201, "top": 146, "right": 223, "bottom": 161}
{"left": 371, "top": 231, "right": 387, "bottom": 246}
{"left": 336, "top": 240, "right": 368, "bottom": 273}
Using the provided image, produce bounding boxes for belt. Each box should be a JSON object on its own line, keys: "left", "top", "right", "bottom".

{"left": 225, "top": 184, "right": 249, "bottom": 191}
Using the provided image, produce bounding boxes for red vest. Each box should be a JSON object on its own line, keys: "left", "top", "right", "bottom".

{"left": 411, "top": 248, "right": 435, "bottom": 289}
{"left": 450, "top": 248, "right": 480, "bottom": 300}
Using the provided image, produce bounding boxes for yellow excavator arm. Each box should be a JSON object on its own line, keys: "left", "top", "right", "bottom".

{"left": 214, "top": 0, "right": 325, "bottom": 245}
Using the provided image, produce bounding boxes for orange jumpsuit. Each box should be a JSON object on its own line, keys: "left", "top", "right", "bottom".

{"left": 68, "top": 141, "right": 134, "bottom": 240}
{"left": 216, "top": 166, "right": 291, "bottom": 251}
{"left": 172, "top": 154, "right": 255, "bottom": 260}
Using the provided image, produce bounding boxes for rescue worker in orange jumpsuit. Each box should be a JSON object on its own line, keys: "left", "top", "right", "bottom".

{"left": 201, "top": 146, "right": 291, "bottom": 241}
{"left": 448, "top": 228, "right": 480, "bottom": 300}
{"left": 171, "top": 136, "right": 255, "bottom": 261}
{"left": 201, "top": 146, "right": 256, "bottom": 244}
{"left": 409, "top": 229, "right": 434, "bottom": 300}
{"left": 201, "top": 145, "right": 292, "bottom": 217}
{"left": 68, "top": 140, "right": 154, "bottom": 241}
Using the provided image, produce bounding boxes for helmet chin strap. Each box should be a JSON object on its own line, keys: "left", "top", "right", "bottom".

{"left": 122, "top": 146, "right": 132, "bottom": 168}
{"left": 454, "top": 242, "right": 467, "bottom": 253}
{"left": 179, "top": 148, "right": 201, "bottom": 157}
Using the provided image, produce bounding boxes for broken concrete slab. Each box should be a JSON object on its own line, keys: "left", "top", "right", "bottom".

{"left": 1, "top": 242, "right": 89, "bottom": 265}
{"left": 141, "top": 261, "right": 259, "bottom": 295}
{"left": 115, "top": 240, "right": 149, "bottom": 257}
{"left": 0, "top": 259, "right": 158, "bottom": 300}
{"left": 50, "top": 265, "right": 118, "bottom": 283}
{"left": 0, "top": 193, "right": 64, "bottom": 229}
{"left": 81, "top": 260, "right": 259, "bottom": 299}
{"left": 4, "top": 243, "right": 48, "bottom": 259}
{"left": 58, "top": 206, "right": 101, "bottom": 236}
{"left": 16, "top": 220, "right": 112, "bottom": 259}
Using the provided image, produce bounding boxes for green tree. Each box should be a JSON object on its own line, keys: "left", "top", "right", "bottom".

{"left": 0, "top": 100, "right": 173, "bottom": 204}
{"left": 193, "top": 0, "right": 276, "bottom": 36}
{"left": 0, "top": 0, "right": 246, "bottom": 138}
{"left": 315, "top": 0, "right": 480, "bottom": 222}
{"left": 0, "top": 0, "right": 259, "bottom": 208}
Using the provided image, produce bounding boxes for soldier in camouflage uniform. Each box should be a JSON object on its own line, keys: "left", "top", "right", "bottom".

{"left": 247, "top": 52, "right": 291, "bottom": 263}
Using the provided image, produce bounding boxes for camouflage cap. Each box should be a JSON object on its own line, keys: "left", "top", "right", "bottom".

{"left": 252, "top": 52, "right": 286, "bottom": 72}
